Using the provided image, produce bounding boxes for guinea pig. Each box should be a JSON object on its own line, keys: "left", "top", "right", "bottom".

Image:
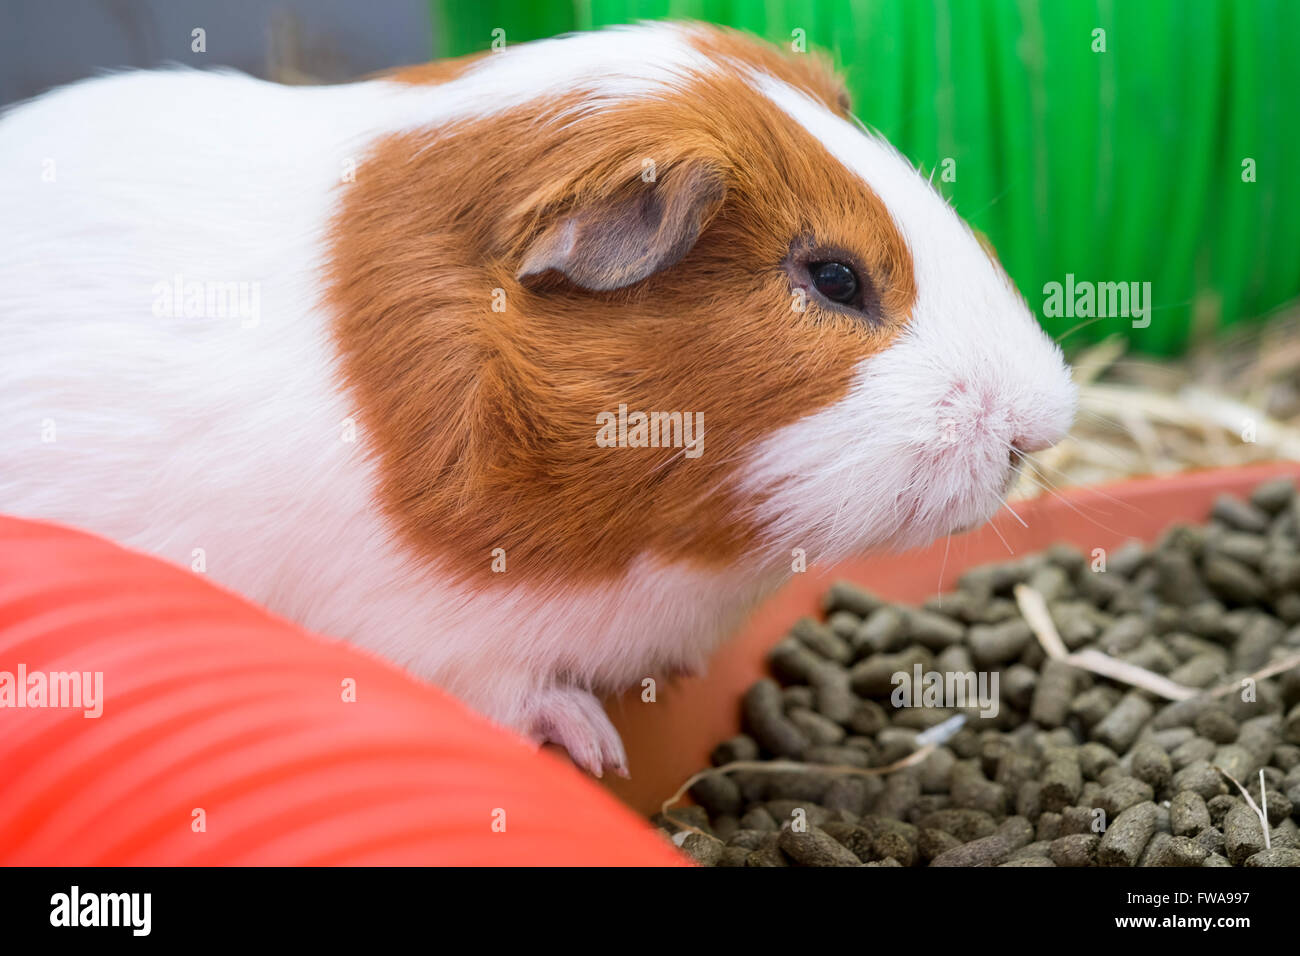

{"left": 0, "top": 22, "right": 1075, "bottom": 775}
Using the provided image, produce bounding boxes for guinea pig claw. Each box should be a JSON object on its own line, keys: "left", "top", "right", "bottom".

{"left": 525, "top": 685, "right": 629, "bottom": 778}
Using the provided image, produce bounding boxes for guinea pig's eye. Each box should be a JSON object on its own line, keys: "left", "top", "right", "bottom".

{"left": 809, "top": 261, "right": 859, "bottom": 305}
{"left": 785, "top": 240, "right": 879, "bottom": 322}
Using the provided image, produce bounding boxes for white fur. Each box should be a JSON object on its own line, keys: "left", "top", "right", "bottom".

{"left": 742, "top": 78, "right": 1075, "bottom": 563}
{"left": 0, "top": 24, "right": 1073, "bottom": 775}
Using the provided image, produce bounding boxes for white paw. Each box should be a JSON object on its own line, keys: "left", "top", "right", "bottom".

{"left": 525, "top": 686, "right": 628, "bottom": 778}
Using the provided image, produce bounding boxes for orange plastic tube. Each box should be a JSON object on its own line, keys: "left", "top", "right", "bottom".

{"left": 0, "top": 516, "right": 683, "bottom": 866}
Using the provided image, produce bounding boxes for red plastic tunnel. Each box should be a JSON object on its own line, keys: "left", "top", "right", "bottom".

{"left": 0, "top": 515, "right": 684, "bottom": 866}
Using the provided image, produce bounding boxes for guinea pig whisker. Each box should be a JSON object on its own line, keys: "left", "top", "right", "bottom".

{"left": 1012, "top": 467, "right": 1067, "bottom": 499}
{"left": 1011, "top": 468, "right": 1131, "bottom": 538}
{"left": 1000, "top": 500, "right": 1029, "bottom": 529}
{"left": 1020, "top": 448, "right": 1143, "bottom": 516}
{"left": 936, "top": 532, "right": 953, "bottom": 601}
{"left": 959, "top": 185, "right": 1012, "bottom": 222}
{"left": 1066, "top": 431, "right": 1148, "bottom": 470}
{"left": 1054, "top": 315, "right": 1110, "bottom": 344}
{"left": 986, "top": 517, "right": 1016, "bottom": 556}
{"left": 1071, "top": 408, "right": 1120, "bottom": 427}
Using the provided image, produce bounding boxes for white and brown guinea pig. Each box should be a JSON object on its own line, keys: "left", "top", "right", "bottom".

{"left": 0, "top": 22, "right": 1075, "bottom": 774}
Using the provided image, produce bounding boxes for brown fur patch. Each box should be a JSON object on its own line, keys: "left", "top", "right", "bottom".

{"left": 326, "top": 32, "right": 916, "bottom": 587}
{"left": 682, "top": 24, "right": 853, "bottom": 117}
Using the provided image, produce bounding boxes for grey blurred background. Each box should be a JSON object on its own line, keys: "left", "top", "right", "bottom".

{"left": 0, "top": 0, "right": 435, "bottom": 107}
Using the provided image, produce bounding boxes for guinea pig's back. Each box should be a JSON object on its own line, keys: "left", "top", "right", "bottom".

{"left": 0, "top": 70, "right": 433, "bottom": 616}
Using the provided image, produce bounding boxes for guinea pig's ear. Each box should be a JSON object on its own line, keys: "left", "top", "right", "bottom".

{"left": 516, "top": 160, "right": 725, "bottom": 292}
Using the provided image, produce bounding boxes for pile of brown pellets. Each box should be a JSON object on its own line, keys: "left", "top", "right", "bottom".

{"left": 665, "top": 477, "right": 1300, "bottom": 867}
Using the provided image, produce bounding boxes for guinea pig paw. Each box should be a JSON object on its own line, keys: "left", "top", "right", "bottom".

{"left": 526, "top": 687, "right": 628, "bottom": 779}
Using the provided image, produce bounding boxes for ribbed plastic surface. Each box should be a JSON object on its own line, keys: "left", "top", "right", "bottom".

{"left": 0, "top": 516, "right": 684, "bottom": 866}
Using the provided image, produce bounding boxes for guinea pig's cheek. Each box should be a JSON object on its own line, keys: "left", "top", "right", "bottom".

{"left": 736, "top": 353, "right": 940, "bottom": 560}
{"left": 736, "top": 334, "right": 1039, "bottom": 562}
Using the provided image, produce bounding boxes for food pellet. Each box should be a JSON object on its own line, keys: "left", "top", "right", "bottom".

{"left": 1092, "top": 692, "right": 1155, "bottom": 752}
{"left": 1170, "top": 736, "right": 1217, "bottom": 769}
{"left": 1098, "top": 777, "right": 1155, "bottom": 818}
{"left": 929, "top": 817, "right": 1033, "bottom": 867}
{"left": 745, "top": 837, "right": 789, "bottom": 867}
{"left": 1049, "top": 833, "right": 1099, "bottom": 867}
{"left": 777, "top": 826, "right": 863, "bottom": 867}
{"left": 711, "top": 734, "right": 759, "bottom": 766}
{"left": 1224, "top": 804, "right": 1267, "bottom": 865}
{"left": 1040, "top": 750, "right": 1083, "bottom": 812}
{"left": 1030, "top": 659, "right": 1077, "bottom": 729}
{"left": 918, "top": 827, "right": 963, "bottom": 861}
{"left": 1139, "top": 832, "right": 1208, "bottom": 867}
{"left": 1246, "top": 848, "right": 1300, "bottom": 867}
{"left": 1170, "top": 791, "right": 1212, "bottom": 836}
{"left": 743, "top": 679, "right": 810, "bottom": 758}
{"left": 1098, "top": 802, "right": 1159, "bottom": 867}
{"left": 679, "top": 832, "right": 723, "bottom": 866}
{"left": 823, "top": 580, "right": 882, "bottom": 619}
{"left": 1129, "top": 740, "right": 1173, "bottom": 790}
